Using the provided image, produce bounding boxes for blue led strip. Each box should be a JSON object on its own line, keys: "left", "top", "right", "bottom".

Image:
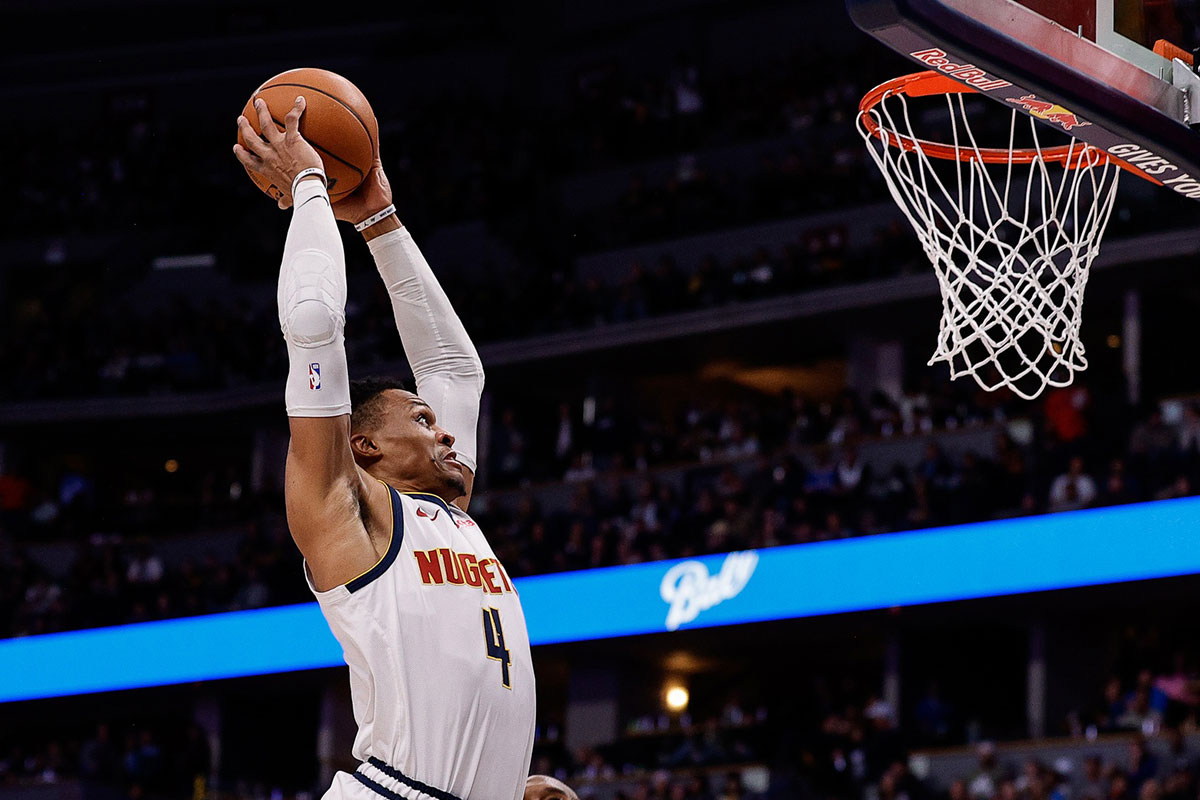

{"left": 518, "top": 495, "right": 1200, "bottom": 643}
{"left": 0, "top": 604, "right": 343, "bottom": 703}
{"left": 3, "top": 496, "right": 1200, "bottom": 702}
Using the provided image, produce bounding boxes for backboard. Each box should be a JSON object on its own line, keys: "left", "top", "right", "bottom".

{"left": 847, "top": 0, "right": 1200, "bottom": 200}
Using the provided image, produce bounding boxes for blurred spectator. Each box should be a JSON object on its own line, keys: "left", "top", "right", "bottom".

{"left": 1179, "top": 405, "right": 1200, "bottom": 453}
{"left": 1099, "top": 459, "right": 1141, "bottom": 507}
{"left": 1077, "top": 755, "right": 1107, "bottom": 800}
{"left": 1155, "top": 655, "right": 1199, "bottom": 722}
{"left": 1127, "top": 737, "right": 1160, "bottom": 793}
{"left": 125, "top": 544, "right": 164, "bottom": 585}
{"left": 967, "top": 741, "right": 1004, "bottom": 800}
{"left": 914, "top": 682, "right": 953, "bottom": 745}
{"left": 1048, "top": 457, "right": 1098, "bottom": 513}
{"left": 1155, "top": 475, "right": 1192, "bottom": 502}
{"left": 1044, "top": 387, "right": 1091, "bottom": 447}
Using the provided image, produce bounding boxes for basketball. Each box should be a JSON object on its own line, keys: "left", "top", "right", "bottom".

{"left": 237, "top": 67, "right": 378, "bottom": 203}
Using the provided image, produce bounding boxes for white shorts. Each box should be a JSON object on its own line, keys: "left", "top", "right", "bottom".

{"left": 322, "top": 764, "right": 463, "bottom": 800}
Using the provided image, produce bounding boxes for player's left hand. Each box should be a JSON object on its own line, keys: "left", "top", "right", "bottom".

{"left": 233, "top": 95, "right": 324, "bottom": 210}
{"left": 332, "top": 158, "right": 394, "bottom": 225}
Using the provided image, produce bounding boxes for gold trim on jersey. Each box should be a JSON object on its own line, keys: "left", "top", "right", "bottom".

{"left": 401, "top": 491, "right": 454, "bottom": 514}
{"left": 342, "top": 479, "right": 397, "bottom": 588}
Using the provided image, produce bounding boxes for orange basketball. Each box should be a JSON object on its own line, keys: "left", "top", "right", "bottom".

{"left": 237, "top": 68, "right": 378, "bottom": 203}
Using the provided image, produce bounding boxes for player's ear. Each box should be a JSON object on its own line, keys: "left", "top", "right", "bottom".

{"left": 349, "top": 431, "right": 381, "bottom": 461}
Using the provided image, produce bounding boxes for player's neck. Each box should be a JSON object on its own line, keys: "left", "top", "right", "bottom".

{"left": 374, "top": 472, "right": 459, "bottom": 505}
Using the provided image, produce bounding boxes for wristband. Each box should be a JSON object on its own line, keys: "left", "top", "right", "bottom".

{"left": 354, "top": 204, "right": 397, "bottom": 232}
{"left": 291, "top": 168, "right": 327, "bottom": 197}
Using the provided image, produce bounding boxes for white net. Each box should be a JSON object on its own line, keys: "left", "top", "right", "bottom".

{"left": 857, "top": 79, "right": 1122, "bottom": 400}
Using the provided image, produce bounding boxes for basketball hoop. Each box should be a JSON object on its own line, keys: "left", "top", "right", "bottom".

{"left": 857, "top": 71, "right": 1126, "bottom": 400}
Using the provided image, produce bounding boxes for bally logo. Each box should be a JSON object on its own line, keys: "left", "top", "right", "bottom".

{"left": 413, "top": 548, "right": 516, "bottom": 595}
{"left": 309, "top": 362, "right": 321, "bottom": 390}
{"left": 660, "top": 551, "right": 759, "bottom": 632}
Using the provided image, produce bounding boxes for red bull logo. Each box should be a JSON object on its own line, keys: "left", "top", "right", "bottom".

{"left": 910, "top": 48, "right": 1012, "bottom": 91}
{"left": 1006, "top": 95, "right": 1091, "bottom": 131}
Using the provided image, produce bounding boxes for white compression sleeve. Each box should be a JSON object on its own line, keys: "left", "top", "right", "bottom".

{"left": 278, "top": 178, "right": 352, "bottom": 417}
{"left": 368, "top": 227, "right": 484, "bottom": 473}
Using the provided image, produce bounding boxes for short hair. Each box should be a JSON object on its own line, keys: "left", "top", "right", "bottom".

{"left": 350, "top": 376, "right": 412, "bottom": 432}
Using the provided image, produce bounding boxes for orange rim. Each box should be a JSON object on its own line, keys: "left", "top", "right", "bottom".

{"left": 858, "top": 71, "right": 1115, "bottom": 170}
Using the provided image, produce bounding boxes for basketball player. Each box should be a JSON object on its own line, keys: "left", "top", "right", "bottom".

{"left": 524, "top": 775, "right": 579, "bottom": 800}
{"left": 233, "top": 96, "right": 535, "bottom": 800}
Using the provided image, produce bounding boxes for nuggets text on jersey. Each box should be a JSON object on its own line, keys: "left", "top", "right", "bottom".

{"left": 413, "top": 548, "right": 516, "bottom": 594}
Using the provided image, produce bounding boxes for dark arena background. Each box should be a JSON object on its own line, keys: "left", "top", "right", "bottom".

{"left": 4, "top": 1, "right": 1200, "bottom": 799}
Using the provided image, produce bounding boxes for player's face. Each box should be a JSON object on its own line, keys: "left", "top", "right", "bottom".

{"left": 378, "top": 390, "right": 467, "bottom": 498}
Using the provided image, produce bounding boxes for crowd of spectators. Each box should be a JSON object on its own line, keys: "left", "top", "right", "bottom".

{"left": 525, "top": 689, "right": 772, "bottom": 798}
{"left": 8, "top": 702, "right": 1200, "bottom": 800}
{"left": 6, "top": 49, "right": 880, "bottom": 241}
{"left": 488, "top": 376, "right": 1018, "bottom": 489}
{"left": 6, "top": 665, "right": 1200, "bottom": 800}
{"left": 0, "top": 721, "right": 210, "bottom": 800}
{"left": 5, "top": 154, "right": 1189, "bottom": 403}
{"left": 7, "top": 32, "right": 1198, "bottom": 404}
{"left": 480, "top": 386, "right": 1200, "bottom": 575}
{"left": 4, "top": 41, "right": 1196, "bottom": 403}
{"left": 0, "top": 45, "right": 900, "bottom": 403}
{"left": 11, "top": 42, "right": 1189, "bottom": 250}
{"left": 562, "top": 52, "right": 870, "bottom": 171}
{"left": 569, "top": 145, "right": 877, "bottom": 250}
{"left": 0, "top": 518, "right": 304, "bottom": 638}
{"left": 0, "top": 218, "right": 922, "bottom": 402}
{"left": 533, "top": 681, "right": 1200, "bottom": 800}
{"left": 16, "top": 174, "right": 1197, "bottom": 404}
{"left": 2, "top": 266, "right": 291, "bottom": 401}
{"left": 521, "top": 630, "right": 1200, "bottom": 798}
{"left": 3, "top": 376, "right": 1200, "bottom": 638}
{"left": 937, "top": 733, "right": 1200, "bottom": 800}
{"left": 1084, "top": 639, "right": 1200, "bottom": 739}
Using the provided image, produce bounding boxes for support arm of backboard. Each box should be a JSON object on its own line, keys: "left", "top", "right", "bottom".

{"left": 1171, "top": 59, "right": 1200, "bottom": 127}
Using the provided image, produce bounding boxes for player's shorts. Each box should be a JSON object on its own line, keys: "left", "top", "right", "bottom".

{"left": 321, "top": 760, "right": 465, "bottom": 800}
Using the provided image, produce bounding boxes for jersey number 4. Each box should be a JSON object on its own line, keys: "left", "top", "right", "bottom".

{"left": 482, "top": 607, "right": 512, "bottom": 689}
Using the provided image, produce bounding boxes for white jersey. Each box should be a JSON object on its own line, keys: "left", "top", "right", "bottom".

{"left": 307, "top": 483, "right": 536, "bottom": 800}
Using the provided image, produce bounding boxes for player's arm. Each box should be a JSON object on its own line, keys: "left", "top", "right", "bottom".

{"left": 335, "top": 169, "right": 485, "bottom": 512}
{"left": 234, "top": 97, "right": 386, "bottom": 590}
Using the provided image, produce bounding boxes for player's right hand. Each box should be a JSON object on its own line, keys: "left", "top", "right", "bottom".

{"left": 234, "top": 95, "right": 325, "bottom": 210}
{"left": 332, "top": 157, "right": 393, "bottom": 225}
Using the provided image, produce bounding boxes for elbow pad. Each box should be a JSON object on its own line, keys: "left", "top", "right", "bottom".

{"left": 277, "top": 182, "right": 352, "bottom": 417}
{"left": 280, "top": 249, "right": 345, "bottom": 347}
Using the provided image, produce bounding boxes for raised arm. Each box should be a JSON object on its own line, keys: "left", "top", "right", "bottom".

{"left": 234, "top": 96, "right": 387, "bottom": 591}
{"left": 335, "top": 167, "right": 485, "bottom": 511}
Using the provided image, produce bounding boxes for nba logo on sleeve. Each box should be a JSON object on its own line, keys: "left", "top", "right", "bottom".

{"left": 309, "top": 363, "right": 321, "bottom": 390}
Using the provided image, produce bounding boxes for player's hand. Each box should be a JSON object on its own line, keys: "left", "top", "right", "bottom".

{"left": 332, "top": 158, "right": 394, "bottom": 225}
{"left": 233, "top": 96, "right": 324, "bottom": 210}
